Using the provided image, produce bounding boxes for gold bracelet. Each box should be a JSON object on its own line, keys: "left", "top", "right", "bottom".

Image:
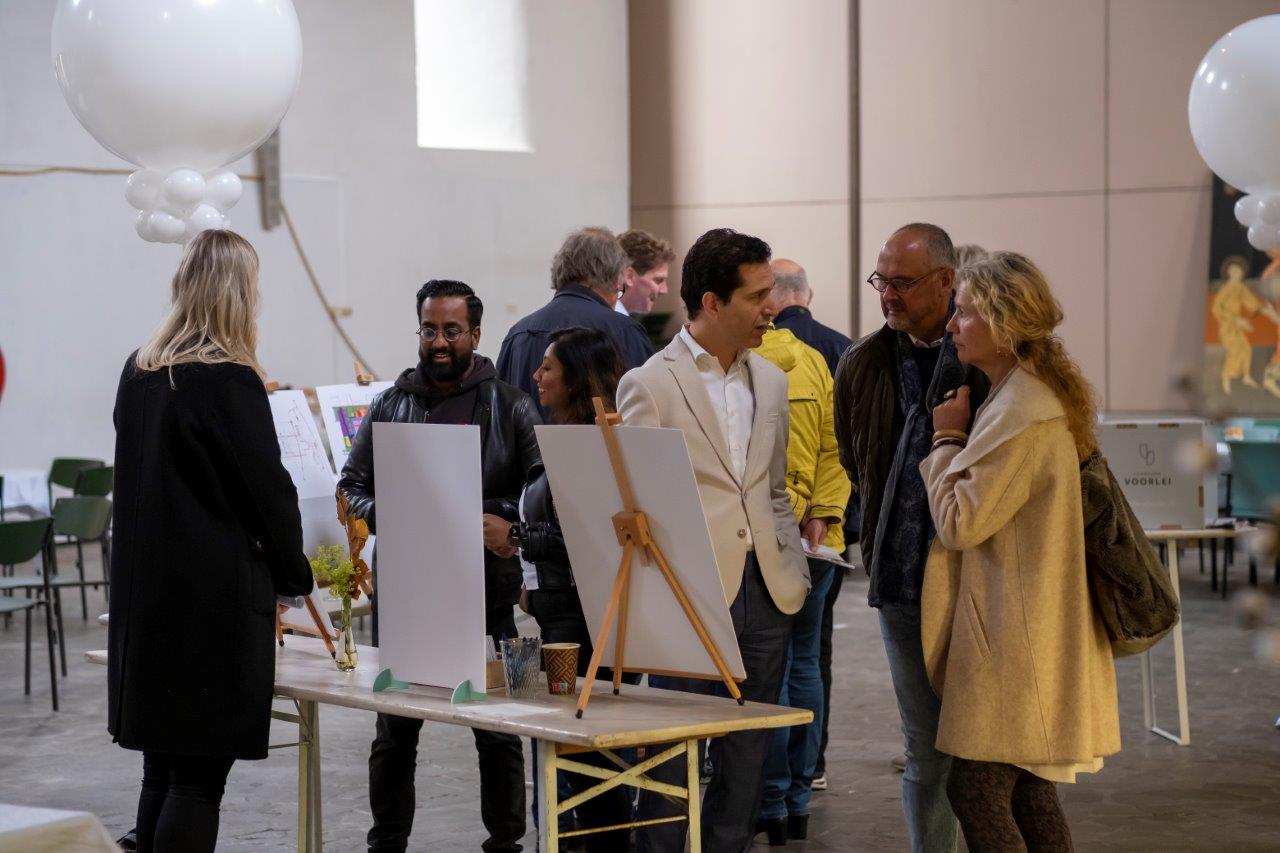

{"left": 932, "top": 437, "right": 966, "bottom": 452}
{"left": 932, "top": 429, "right": 968, "bottom": 444}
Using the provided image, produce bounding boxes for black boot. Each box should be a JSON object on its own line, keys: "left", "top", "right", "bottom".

{"left": 755, "top": 817, "right": 787, "bottom": 846}
{"left": 787, "top": 814, "right": 809, "bottom": 840}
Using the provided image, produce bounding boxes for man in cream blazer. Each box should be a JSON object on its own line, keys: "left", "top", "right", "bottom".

{"left": 618, "top": 228, "right": 809, "bottom": 853}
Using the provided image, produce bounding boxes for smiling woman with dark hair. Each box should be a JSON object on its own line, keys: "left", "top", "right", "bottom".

{"left": 482, "top": 326, "right": 632, "bottom": 851}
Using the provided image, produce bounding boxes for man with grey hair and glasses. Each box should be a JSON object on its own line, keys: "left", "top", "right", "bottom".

{"left": 833, "top": 224, "right": 989, "bottom": 852}
{"left": 497, "top": 226, "right": 654, "bottom": 418}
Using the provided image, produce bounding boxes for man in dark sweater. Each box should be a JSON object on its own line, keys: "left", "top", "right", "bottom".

{"left": 339, "top": 280, "right": 541, "bottom": 853}
{"left": 767, "top": 257, "right": 856, "bottom": 790}
{"left": 496, "top": 227, "right": 654, "bottom": 418}
{"left": 833, "top": 224, "right": 988, "bottom": 853}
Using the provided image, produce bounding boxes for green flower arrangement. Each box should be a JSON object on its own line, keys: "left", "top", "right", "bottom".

{"left": 310, "top": 544, "right": 359, "bottom": 600}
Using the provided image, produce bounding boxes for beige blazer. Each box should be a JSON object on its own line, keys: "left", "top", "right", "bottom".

{"left": 617, "top": 336, "right": 811, "bottom": 615}
{"left": 919, "top": 367, "right": 1120, "bottom": 768}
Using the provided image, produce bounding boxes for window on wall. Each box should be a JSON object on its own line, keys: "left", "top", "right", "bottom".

{"left": 414, "top": 0, "right": 532, "bottom": 152}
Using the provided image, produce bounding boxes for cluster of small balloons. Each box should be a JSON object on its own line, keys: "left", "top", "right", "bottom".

{"left": 127, "top": 168, "right": 243, "bottom": 244}
{"left": 1233, "top": 195, "right": 1280, "bottom": 251}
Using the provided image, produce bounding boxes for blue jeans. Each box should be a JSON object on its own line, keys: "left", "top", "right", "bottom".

{"left": 760, "top": 559, "right": 834, "bottom": 819}
{"left": 879, "top": 601, "right": 959, "bottom": 853}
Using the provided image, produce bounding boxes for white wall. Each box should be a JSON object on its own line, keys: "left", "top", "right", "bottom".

{"left": 629, "top": 0, "right": 852, "bottom": 337}
{"left": 0, "top": 0, "right": 628, "bottom": 469}
{"left": 859, "top": 0, "right": 1280, "bottom": 413}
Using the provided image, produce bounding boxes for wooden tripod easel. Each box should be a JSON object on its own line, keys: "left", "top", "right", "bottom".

{"left": 574, "top": 398, "right": 744, "bottom": 718}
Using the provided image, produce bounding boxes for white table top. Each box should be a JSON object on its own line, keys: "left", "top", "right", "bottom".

{"left": 1144, "top": 526, "right": 1251, "bottom": 541}
{"left": 87, "top": 636, "right": 810, "bottom": 749}
{"left": 0, "top": 803, "right": 118, "bottom": 853}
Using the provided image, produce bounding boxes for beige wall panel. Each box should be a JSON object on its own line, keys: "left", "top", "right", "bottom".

{"left": 631, "top": 203, "right": 853, "bottom": 339}
{"left": 860, "top": 0, "right": 1105, "bottom": 199}
{"left": 630, "top": 0, "right": 849, "bottom": 208}
{"left": 1106, "top": 189, "right": 1211, "bottom": 413}
{"left": 859, "top": 195, "right": 1108, "bottom": 403}
{"left": 1108, "top": 0, "right": 1280, "bottom": 190}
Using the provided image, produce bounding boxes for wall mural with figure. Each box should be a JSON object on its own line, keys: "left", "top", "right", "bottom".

{"left": 1204, "top": 177, "right": 1280, "bottom": 414}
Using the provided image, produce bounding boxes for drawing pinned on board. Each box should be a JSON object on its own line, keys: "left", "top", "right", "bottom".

{"left": 315, "top": 382, "right": 393, "bottom": 471}
{"left": 267, "top": 389, "right": 336, "bottom": 499}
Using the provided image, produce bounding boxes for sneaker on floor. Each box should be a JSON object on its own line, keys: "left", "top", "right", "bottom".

{"left": 891, "top": 753, "right": 906, "bottom": 773}
{"left": 810, "top": 773, "right": 827, "bottom": 791}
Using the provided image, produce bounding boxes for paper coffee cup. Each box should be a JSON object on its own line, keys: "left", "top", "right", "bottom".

{"left": 542, "top": 642, "right": 580, "bottom": 696}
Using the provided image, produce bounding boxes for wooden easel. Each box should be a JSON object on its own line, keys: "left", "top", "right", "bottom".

{"left": 575, "top": 398, "right": 744, "bottom": 718}
{"left": 274, "top": 491, "right": 373, "bottom": 656}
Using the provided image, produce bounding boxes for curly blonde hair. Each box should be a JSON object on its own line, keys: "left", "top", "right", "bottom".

{"left": 135, "top": 230, "right": 265, "bottom": 382}
{"left": 959, "top": 251, "right": 1097, "bottom": 460}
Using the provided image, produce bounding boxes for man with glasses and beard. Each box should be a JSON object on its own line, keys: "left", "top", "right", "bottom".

{"left": 833, "top": 224, "right": 988, "bottom": 853}
{"left": 338, "top": 279, "right": 541, "bottom": 853}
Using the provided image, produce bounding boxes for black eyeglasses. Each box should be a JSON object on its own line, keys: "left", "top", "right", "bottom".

{"left": 866, "top": 268, "right": 946, "bottom": 294}
{"left": 416, "top": 326, "right": 469, "bottom": 342}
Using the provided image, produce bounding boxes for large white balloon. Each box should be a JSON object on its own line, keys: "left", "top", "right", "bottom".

{"left": 1189, "top": 15, "right": 1280, "bottom": 194}
{"left": 51, "top": 0, "right": 302, "bottom": 172}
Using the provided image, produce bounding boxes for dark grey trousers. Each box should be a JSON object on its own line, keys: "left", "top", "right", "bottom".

{"left": 635, "top": 554, "right": 793, "bottom": 853}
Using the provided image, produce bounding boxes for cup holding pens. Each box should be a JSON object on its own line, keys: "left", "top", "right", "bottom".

{"left": 500, "top": 637, "right": 543, "bottom": 699}
{"left": 542, "top": 642, "right": 580, "bottom": 696}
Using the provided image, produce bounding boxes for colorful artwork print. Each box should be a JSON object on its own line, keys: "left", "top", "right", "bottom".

{"left": 335, "top": 404, "right": 371, "bottom": 452}
{"left": 1204, "top": 177, "right": 1280, "bottom": 415}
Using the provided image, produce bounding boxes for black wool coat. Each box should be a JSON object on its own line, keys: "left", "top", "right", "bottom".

{"left": 107, "top": 358, "right": 313, "bottom": 760}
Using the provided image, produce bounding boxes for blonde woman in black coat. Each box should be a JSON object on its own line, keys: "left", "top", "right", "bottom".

{"left": 107, "top": 229, "right": 313, "bottom": 852}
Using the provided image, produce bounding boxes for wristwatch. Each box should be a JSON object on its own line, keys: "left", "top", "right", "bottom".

{"left": 507, "top": 523, "right": 525, "bottom": 550}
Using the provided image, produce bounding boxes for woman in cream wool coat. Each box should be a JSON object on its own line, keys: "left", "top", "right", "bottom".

{"left": 920, "top": 252, "right": 1120, "bottom": 852}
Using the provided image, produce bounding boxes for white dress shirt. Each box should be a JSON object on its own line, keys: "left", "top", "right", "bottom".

{"left": 678, "top": 325, "right": 755, "bottom": 485}
{"left": 614, "top": 299, "right": 629, "bottom": 316}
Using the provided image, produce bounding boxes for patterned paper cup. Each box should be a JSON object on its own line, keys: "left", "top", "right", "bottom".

{"left": 542, "top": 643, "right": 580, "bottom": 696}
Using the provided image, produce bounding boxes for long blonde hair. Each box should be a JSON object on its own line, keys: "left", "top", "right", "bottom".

{"left": 135, "top": 230, "right": 265, "bottom": 381}
{"left": 960, "top": 251, "right": 1097, "bottom": 460}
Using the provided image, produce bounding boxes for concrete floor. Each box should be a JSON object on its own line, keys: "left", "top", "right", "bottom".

{"left": 1, "top": 544, "right": 1278, "bottom": 851}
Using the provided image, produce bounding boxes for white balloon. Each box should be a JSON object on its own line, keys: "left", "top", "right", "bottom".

{"left": 161, "top": 168, "right": 206, "bottom": 212}
{"left": 1235, "top": 194, "right": 1263, "bottom": 227}
{"left": 1189, "top": 15, "right": 1280, "bottom": 194}
{"left": 135, "top": 210, "right": 158, "bottom": 242}
{"left": 125, "top": 169, "right": 164, "bottom": 211}
{"left": 147, "top": 211, "right": 187, "bottom": 243}
{"left": 1259, "top": 196, "right": 1280, "bottom": 226}
{"left": 1247, "top": 223, "right": 1279, "bottom": 251}
{"left": 51, "top": 0, "right": 302, "bottom": 171}
{"left": 183, "top": 204, "right": 226, "bottom": 242}
{"left": 203, "top": 170, "right": 243, "bottom": 213}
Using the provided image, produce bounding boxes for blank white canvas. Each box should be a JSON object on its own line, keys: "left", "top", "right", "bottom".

{"left": 315, "top": 382, "right": 394, "bottom": 474}
{"left": 536, "top": 424, "right": 745, "bottom": 681}
{"left": 373, "top": 422, "right": 486, "bottom": 690}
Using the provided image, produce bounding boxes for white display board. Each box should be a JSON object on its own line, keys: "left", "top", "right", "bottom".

{"left": 1097, "top": 418, "right": 1218, "bottom": 530}
{"left": 536, "top": 424, "right": 745, "bottom": 681}
{"left": 268, "top": 389, "right": 347, "bottom": 555}
{"left": 373, "top": 422, "right": 487, "bottom": 690}
{"left": 314, "top": 381, "right": 394, "bottom": 473}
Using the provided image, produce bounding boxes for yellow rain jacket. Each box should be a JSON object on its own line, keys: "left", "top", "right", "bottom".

{"left": 755, "top": 327, "right": 851, "bottom": 552}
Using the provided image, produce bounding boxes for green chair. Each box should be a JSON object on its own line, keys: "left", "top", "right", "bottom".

{"left": 47, "top": 458, "right": 103, "bottom": 519}
{"left": 51, "top": 496, "right": 113, "bottom": 623}
{"left": 74, "top": 466, "right": 114, "bottom": 498}
{"left": 0, "top": 517, "right": 59, "bottom": 710}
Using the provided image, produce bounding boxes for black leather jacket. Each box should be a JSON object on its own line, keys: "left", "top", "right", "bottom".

{"left": 337, "top": 357, "right": 542, "bottom": 604}
{"left": 512, "top": 464, "right": 575, "bottom": 590}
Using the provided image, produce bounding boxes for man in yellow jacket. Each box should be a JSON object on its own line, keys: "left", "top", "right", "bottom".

{"left": 753, "top": 322, "right": 851, "bottom": 843}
